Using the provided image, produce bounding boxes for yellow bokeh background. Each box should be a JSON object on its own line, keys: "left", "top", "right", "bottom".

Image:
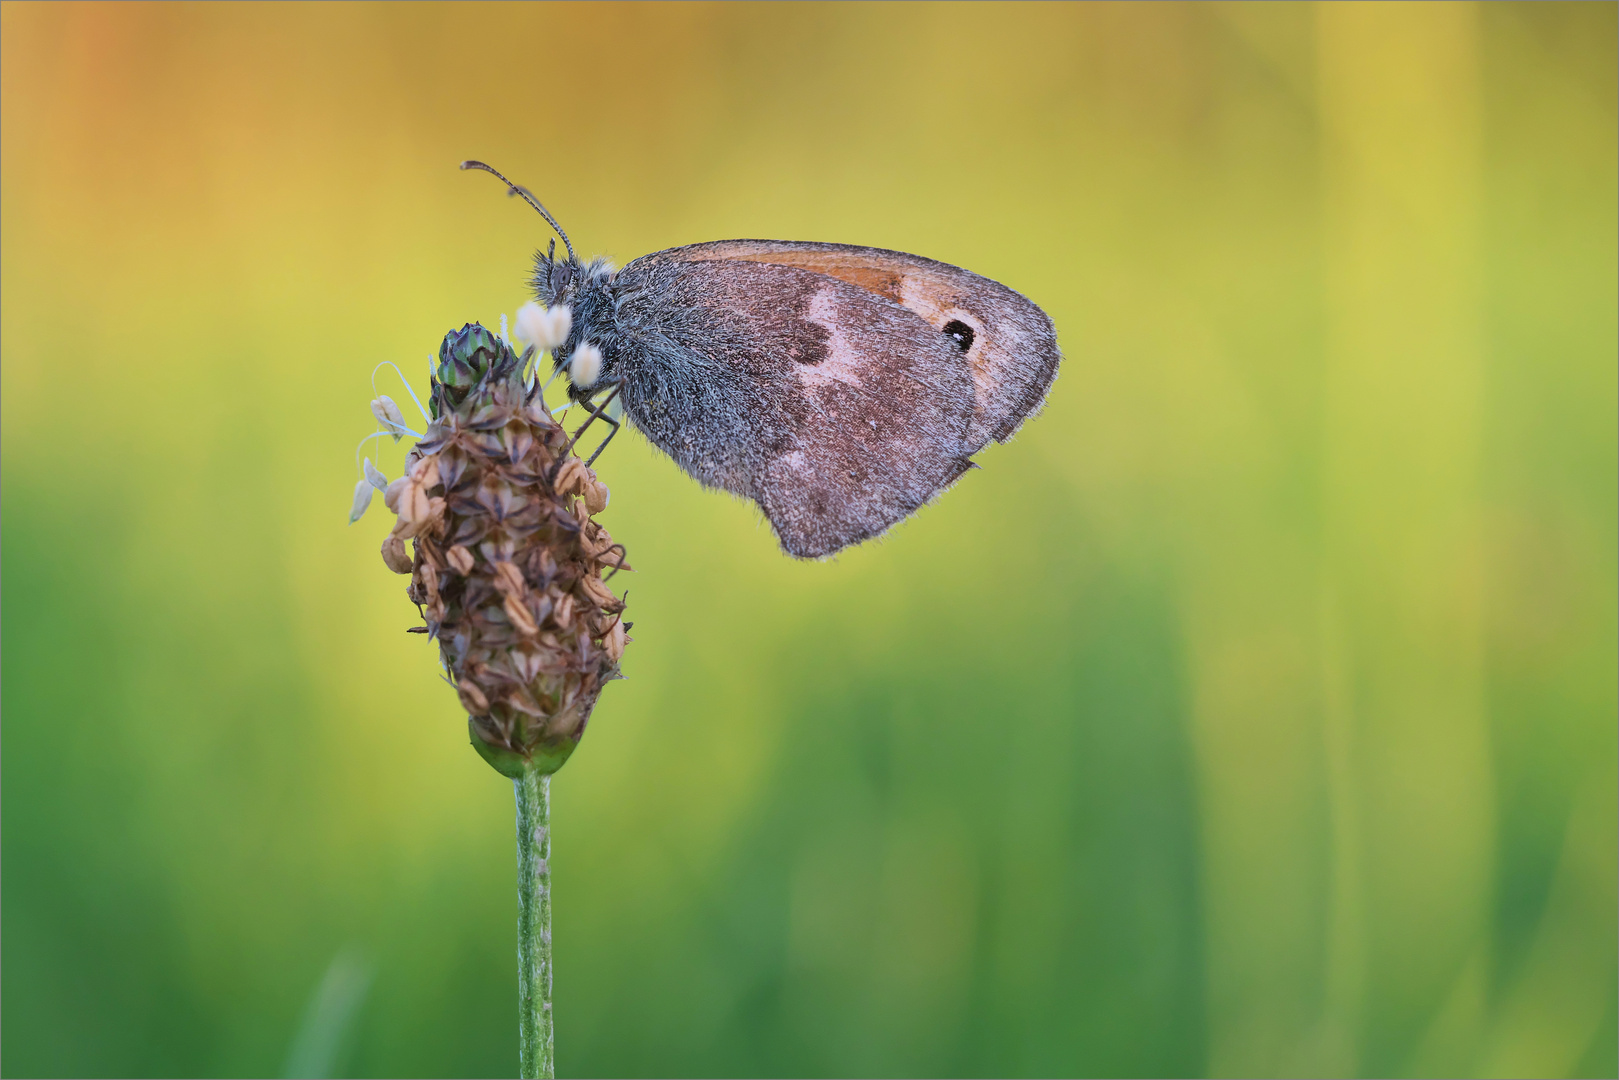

{"left": 2, "top": 3, "right": 1613, "bottom": 1077}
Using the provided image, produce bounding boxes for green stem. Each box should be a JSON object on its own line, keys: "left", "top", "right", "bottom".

{"left": 515, "top": 768, "right": 554, "bottom": 1079}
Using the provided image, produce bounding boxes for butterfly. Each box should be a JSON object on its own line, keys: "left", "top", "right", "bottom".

{"left": 466, "top": 161, "right": 1060, "bottom": 559}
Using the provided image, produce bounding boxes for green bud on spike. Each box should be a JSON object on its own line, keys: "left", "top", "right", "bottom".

{"left": 435, "top": 323, "right": 516, "bottom": 410}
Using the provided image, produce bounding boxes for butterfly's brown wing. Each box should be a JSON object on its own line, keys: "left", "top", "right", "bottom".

{"left": 614, "top": 242, "right": 1058, "bottom": 557}
{"left": 641, "top": 240, "right": 1061, "bottom": 445}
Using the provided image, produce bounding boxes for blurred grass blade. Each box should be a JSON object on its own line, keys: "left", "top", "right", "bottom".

{"left": 283, "top": 946, "right": 372, "bottom": 1079}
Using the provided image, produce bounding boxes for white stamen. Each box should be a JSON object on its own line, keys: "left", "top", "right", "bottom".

{"left": 570, "top": 342, "right": 602, "bottom": 389}
{"left": 547, "top": 306, "right": 573, "bottom": 350}
{"left": 499, "top": 313, "right": 509, "bottom": 343}
{"left": 515, "top": 303, "right": 542, "bottom": 346}
{"left": 371, "top": 361, "right": 432, "bottom": 425}
{"left": 354, "top": 431, "right": 391, "bottom": 474}
{"left": 349, "top": 478, "right": 374, "bottom": 524}
{"left": 371, "top": 395, "right": 409, "bottom": 442}
{"left": 364, "top": 457, "right": 389, "bottom": 491}
{"left": 516, "top": 302, "right": 572, "bottom": 352}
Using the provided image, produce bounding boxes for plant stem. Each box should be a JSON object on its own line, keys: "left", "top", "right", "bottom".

{"left": 515, "top": 768, "right": 554, "bottom": 1079}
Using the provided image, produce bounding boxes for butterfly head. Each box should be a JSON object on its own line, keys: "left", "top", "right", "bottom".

{"left": 532, "top": 245, "right": 616, "bottom": 308}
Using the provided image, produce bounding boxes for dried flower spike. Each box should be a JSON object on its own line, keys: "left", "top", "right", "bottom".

{"left": 377, "top": 321, "right": 631, "bottom": 778}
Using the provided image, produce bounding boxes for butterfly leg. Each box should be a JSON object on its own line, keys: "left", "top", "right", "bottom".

{"left": 583, "top": 417, "right": 622, "bottom": 468}
{"left": 560, "top": 382, "right": 623, "bottom": 467}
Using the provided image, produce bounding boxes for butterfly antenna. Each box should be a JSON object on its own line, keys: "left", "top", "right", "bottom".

{"left": 460, "top": 160, "right": 577, "bottom": 264}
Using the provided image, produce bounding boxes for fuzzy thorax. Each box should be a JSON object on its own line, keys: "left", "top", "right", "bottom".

{"left": 374, "top": 321, "right": 629, "bottom": 777}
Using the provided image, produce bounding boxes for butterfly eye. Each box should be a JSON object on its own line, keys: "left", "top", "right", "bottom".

{"left": 943, "top": 320, "right": 975, "bottom": 353}
{"left": 551, "top": 262, "right": 576, "bottom": 297}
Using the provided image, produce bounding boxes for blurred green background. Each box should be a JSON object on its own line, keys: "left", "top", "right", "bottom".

{"left": 2, "top": 2, "right": 1614, "bottom": 1077}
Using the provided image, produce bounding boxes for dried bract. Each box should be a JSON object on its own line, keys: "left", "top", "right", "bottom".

{"left": 381, "top": 534, "right": 413, "bottom": 574}
{"left": 447, "top": 544, "right": 476, "bottom": 575}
